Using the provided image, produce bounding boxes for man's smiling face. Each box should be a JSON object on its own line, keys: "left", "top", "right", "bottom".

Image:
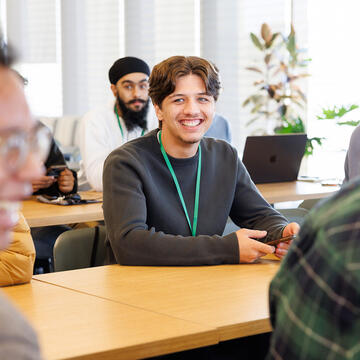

{"left": 154, "top": 73, "right": 215, "bottom": 149}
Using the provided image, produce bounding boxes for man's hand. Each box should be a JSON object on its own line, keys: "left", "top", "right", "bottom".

{"left": 58, "top": 168, "right": 75, "bottom": 194}
{"left": 275, "top": 222, "right": 300, "bottom": 259}
{"left": 32, "top": 175, "right": 57, "bottom": 193}
{"left": 236, "top": 228, "right": 275, "bottom": 263}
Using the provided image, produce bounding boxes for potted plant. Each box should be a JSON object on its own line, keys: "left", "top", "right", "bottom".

{"left": 243, "top": 23, "right": 321, "bottom": 155}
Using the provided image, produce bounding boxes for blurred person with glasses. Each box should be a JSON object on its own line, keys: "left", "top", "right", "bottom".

{"left": 0, "top": 121, "right": 51, "bottom": 286}
{"left": 0, "top": 37, "right": 48, "bottom": 359}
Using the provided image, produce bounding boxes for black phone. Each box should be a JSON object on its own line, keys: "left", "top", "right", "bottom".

{"left": 46, "top": 165, "right": 67, "bottom": 178}
{"left": 266, "top": 234, "right": 296, "bottom": 246}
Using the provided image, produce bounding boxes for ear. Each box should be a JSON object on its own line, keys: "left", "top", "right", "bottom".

{"left": 110, "top": 84, "right": 117, "bottom": 98}
{"left": 154, "top": 104, "right": 164, "bottom": 121}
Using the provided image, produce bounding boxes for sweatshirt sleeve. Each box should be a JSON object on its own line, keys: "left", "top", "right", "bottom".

{"left": 103, "top": 150, "right": 239, "bottom": 266}
{"left": 229, "top": 157, "right": 289, "bottom": 242}
{"left": 0, "top": 213, "right": 35, "bottom": 286}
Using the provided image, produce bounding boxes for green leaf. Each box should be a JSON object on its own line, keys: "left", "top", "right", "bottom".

{"left": 250, "top": 33, "right": 264, "bottom": 51}
{"left": 317, "top": 104, "right": 359, "bottom": 120}
{"left": 337, "top": 120, "right": 360, "bottom": 127}
{"left": 289, "top": 24, "right": 295, "bottom": 37}
{"left": 276, "top": 116, "right": 306, "bottom": 133}
{"left": 250, "top": 103, "right": 263, "bottom": 114}
{"left": 275, "top": 126, "right": 293, "bottom": 134}
{"left": 287, "top": 34, "right": 296, "bottom": 55}
{"left": 270, "top": 33, "right": 280, "bottom": 44}
{"left": 302, "top": 136, "right": 325, "bottom": 157}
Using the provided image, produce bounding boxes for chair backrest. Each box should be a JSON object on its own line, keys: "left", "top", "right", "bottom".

{"left": 39, "top": 116, "right": 82, "bottom": 170}
{"left": 278, "top": 207, "right": 309, "bottom": 225}
{"left": 53, "top": 225, "right": 106, "bottom": 272}
{"left": 298, "top": 198, "right": 321, "bottom": 211}
{"left": 39, "top": 116, "right": 81, "bottom": 148}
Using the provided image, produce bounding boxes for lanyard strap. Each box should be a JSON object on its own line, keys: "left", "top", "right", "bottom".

{"left": 114, "top": 105, "right": 124, "bottom": 138}
{"left": 114, "top": 105, "right": 145, "bottom": 139}
{"left": 159, "top": 130, "right": 201, "bottom": 236}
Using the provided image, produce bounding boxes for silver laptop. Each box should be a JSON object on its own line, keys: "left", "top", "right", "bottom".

{"left": 242, "top": 134, "right": 307, "bottom": 184}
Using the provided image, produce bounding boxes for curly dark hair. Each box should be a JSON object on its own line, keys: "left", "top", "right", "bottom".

{"left": 149, "top": 56, "right": 221, "bottom": 108}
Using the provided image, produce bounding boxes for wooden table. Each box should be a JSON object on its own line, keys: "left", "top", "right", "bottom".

{"left": 35, "top": 261, "right": 280, "bottom": 342}
{"left": 257, "top": 180, "right": 339, "bottom": 203}
{"left": 3, "top": 280, "right": 217, "bottom": 360}
{"left": 21, "top": 191, "right": 103, "bottom": 227}
{"left": 22, "top": 182, "right": 339, "bottom": 227}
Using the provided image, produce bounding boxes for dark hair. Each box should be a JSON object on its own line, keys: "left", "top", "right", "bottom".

{"left": 0, "top": 36, "right": 15, "bottom": 67}
{"left": 149, "top": 56, "right": 221, "bottom": 108}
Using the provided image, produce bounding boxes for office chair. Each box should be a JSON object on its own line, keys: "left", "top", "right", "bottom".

{"left": 53, "top": 225, "right": 107, "bottom": 272}
{"left": 298, "top": 198, "right": 321, "bottom": 211}
{"left": 278, "top": 207, "right": 309, "bottom": 225}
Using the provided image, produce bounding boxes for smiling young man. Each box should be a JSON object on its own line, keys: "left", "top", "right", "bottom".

{"left": 103, "top": 56, "right": 299, "bottom": 266}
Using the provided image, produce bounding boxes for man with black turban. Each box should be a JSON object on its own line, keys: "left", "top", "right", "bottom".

{"left": 79, "top": 56, "right": 157, "bottom": 191}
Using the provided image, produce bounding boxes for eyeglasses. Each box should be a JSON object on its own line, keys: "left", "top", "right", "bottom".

{"left": 0, "top": 122, "right": 52, "bottom": 173}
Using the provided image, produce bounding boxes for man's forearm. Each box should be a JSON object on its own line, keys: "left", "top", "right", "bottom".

{"left": 107, "top": 227, "right": 239, "bottom": 266}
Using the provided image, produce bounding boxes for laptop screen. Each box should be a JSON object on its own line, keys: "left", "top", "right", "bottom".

{"left": 242, "top": 134, "right": 307, "bottom": 184}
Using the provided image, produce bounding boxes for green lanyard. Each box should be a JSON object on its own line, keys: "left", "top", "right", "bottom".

{"left": 114, "top": 105, "right": 145, "bottom": 139}
{"left": 159, "top": 130, "right": 201, "bottom": 236}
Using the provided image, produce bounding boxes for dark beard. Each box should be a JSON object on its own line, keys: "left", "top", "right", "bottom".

{"left": 116, "top": 95, "right": 149, "bottom": 132}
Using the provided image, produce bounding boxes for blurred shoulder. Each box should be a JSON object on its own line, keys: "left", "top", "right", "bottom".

{"left": 105, "top": 129, "right": 158, "bottom": 164}
{"left": 201, "top": 136, "right": 237, "bottom": 160}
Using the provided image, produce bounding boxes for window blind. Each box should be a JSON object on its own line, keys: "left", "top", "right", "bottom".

{"left": 7, "top": 0, "right": 57, "bottom": 63}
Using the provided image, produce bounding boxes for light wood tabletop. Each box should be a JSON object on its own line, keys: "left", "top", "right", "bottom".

{"left": 3, "top": 280, "right": 217, "bottom": 360}
{"left": 21, "top": 191, "right": 103, "bottom": 227}
{"left": 35, "top": 261, "right": 280, "bottom": 342}
{"left": 257, "top": 180, "right": 339, "bottom": 203}
{"left": 22, "top": 181, "right": 338, "bottom": 228}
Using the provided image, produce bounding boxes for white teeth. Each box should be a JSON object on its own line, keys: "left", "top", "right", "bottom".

{"left": 182, "top": 120, "right": 201, "bottom": 127}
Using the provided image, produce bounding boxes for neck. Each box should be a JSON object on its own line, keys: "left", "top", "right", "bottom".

{"left": 160, "top": 129, "right": 199, "bottom": 158}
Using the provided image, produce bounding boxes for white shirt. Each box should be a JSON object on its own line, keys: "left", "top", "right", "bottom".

{"left": 79, "top": 100, "right": 157, "bottom": 191}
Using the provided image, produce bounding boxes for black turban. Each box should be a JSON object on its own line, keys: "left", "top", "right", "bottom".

{"left": 108, "top": 57, "right": 150, "bottom": 85}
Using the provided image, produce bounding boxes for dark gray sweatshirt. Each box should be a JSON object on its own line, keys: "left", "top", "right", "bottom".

{"left": 103, "top": 129, "right": 288, "bottom": 266}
